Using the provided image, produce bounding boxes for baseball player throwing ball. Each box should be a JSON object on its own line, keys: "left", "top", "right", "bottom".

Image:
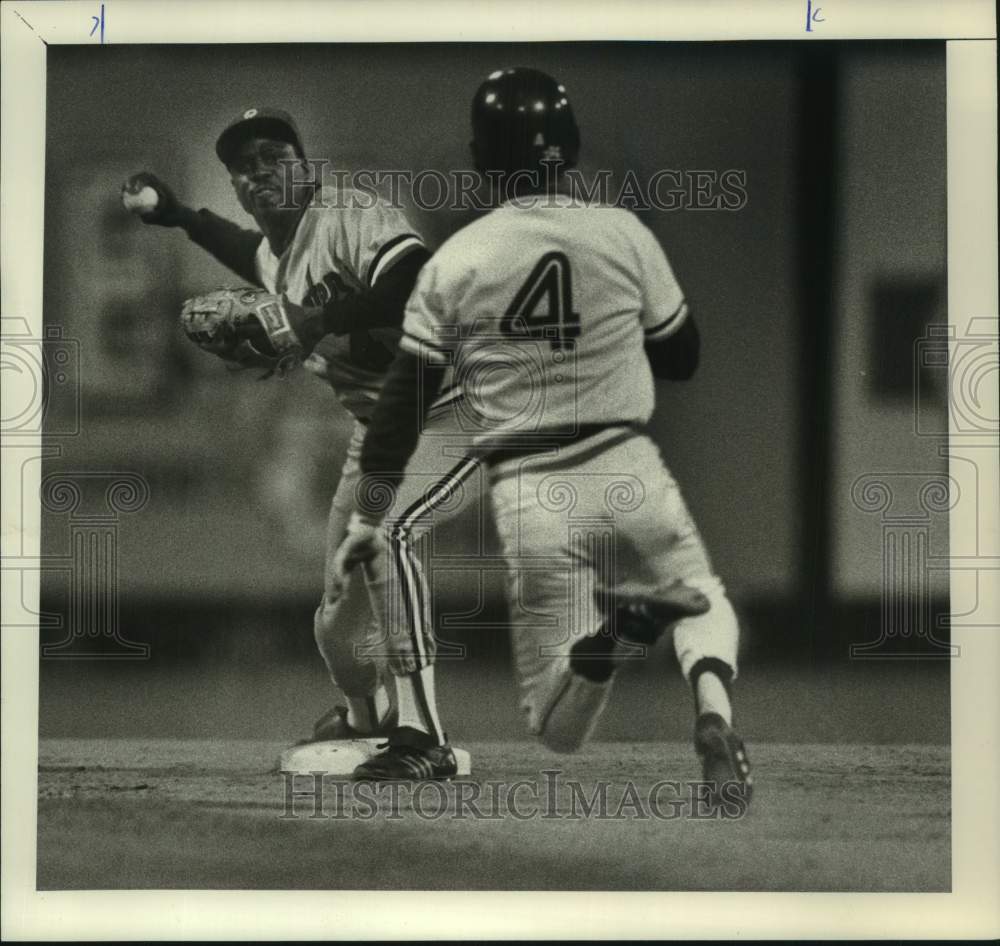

{"left": 334, "top": 68, "right": 753, "bottom": 801}
{"left": 122, "top": 108, "right": 463, "bottom": 767}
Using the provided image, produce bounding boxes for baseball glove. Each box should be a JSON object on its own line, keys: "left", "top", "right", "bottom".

{"left": 180, "top": 287, "right": 307, "bottom": 378}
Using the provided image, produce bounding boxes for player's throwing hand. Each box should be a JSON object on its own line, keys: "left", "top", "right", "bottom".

{"left": 121, "top": 171, "right": 185, "bottom": 226}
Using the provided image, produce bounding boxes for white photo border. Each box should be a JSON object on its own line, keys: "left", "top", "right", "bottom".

{"left": 2, "top": 0, "right": 997, "bottom": 939}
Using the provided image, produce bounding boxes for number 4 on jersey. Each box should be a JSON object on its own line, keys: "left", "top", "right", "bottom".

{"left": 501, "top": 252, "right": 581, "bottom": 351}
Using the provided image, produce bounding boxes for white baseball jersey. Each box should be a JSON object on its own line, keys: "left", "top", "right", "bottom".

{"left": 255, "top": 185, "right": 426, "bottom": 419}
{"left": 395, "top": 193, "right": 739, "bottom": 750}
{"left": 400, "top": 193, "right": 688, "bottom": 444}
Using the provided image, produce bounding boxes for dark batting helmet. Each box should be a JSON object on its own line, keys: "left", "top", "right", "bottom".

{"left": 470, "top": 67, "right": 580, "bottom": 176}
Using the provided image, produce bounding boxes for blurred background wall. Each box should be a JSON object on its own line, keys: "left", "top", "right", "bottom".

{"left": 831, "top": 43, "right": 948, "bottom": 596}
{"left": 38, "top": 42, "right": 949, "bottom": 732}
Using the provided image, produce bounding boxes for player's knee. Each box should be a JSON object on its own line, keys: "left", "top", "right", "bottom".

{"left": 313, "top": 596, "right": 348, "bottom": 671}
{"left": 313, "top": 596, "right": 338, "bottom": 650}
{"left": 532, "top": 673, "right": 611, "bottom": 755}
{"left": 537, "top": 724, "right": 587, "bottom": 754}
{"left": 313, "top": 595, "right": 353, "bottom": 665}
{"left": 313, "top": 595, "right": 379, "bottom": 695}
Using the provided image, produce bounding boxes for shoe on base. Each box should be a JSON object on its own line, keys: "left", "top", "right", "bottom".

{"left": 694, "top": 711, "right": 753, "bottom": 805}
{"left": 298, "top": 704, "right": 399, "bottom": 745}
{"left": 352, "top": 726, "right": 458, "bottom": 782}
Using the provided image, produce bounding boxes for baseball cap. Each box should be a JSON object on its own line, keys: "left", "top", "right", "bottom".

{"left": 215, "top": 107, "right": 305, "bottom": 165}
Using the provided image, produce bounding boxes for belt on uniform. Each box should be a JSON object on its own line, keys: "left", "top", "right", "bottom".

{"left": 484, "top": 423, "right": 642, "bottom": 482}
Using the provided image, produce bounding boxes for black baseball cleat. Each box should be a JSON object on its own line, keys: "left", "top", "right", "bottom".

{"left": 619, "top": 582, "right": 712, "bottom": 645}
{"left": 352, "top": 726, "right": 458, "bottom": 781}
{"left": 297, "top": 705, "right": 399, "bottom": 745}
{"left": 569, "top": 583, "right": 711, "bottom": 681}
{"left": 694, "top": 711, "right": 753, "bottom": 806}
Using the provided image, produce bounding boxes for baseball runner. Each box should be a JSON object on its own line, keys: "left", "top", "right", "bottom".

{"left": 333, "top": 68, "right": 753, "bottom": 799}
{"left": 123, "top": 107, "right": 478, "bottom": 771}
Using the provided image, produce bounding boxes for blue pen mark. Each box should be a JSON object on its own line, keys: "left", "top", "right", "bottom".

{"left": 89, "top": 3, "right": 105, "bottom": 43}
{"left": 806, "top": 0, "right": 825, "bottom": 31}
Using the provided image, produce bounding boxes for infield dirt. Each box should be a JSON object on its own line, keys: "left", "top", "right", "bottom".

{"left": 37, "top": 738, "right": 948, "bottom": 890}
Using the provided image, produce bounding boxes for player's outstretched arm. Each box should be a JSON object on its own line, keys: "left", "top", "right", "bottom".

{"left": 645, "top": 313, "right": 700, "bottom": 380}
{"left": 121, "top": 171, "right": 263, "bottom": 286}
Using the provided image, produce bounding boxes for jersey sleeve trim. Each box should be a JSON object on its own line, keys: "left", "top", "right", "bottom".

{"left": 399, "top": 329, "right": 452, "bottom": 365}
{"left": 644, "top": 300, "right": 689, "bottom": 342}
{"left": 367, "top": 234, "right": 426, "bottom": 288}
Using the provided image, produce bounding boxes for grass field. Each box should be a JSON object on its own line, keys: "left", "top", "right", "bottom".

{"left": 37, "top": 736, "right": 949, "bottom": 891}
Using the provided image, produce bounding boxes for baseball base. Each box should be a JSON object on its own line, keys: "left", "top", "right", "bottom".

{"left": 277, "top": 738, "right": 472, "bottom": 776}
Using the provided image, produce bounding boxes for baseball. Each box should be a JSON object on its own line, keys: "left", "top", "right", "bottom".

{"left": 122, "top": 185, "right": 159, "bottom": 215}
